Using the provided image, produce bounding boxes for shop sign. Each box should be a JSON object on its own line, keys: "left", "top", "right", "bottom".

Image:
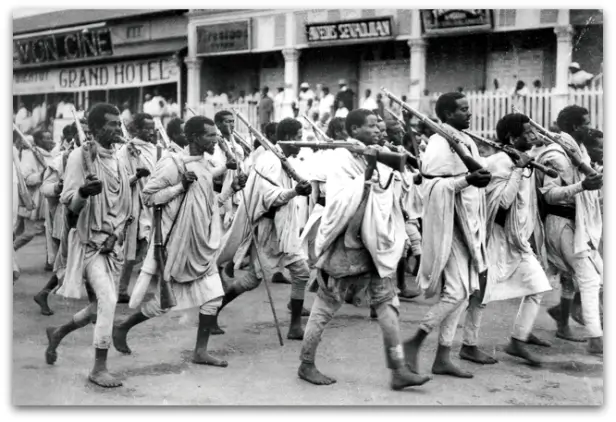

{"left": 196, "top": 20, "right": 251, "bottom": 56}
{"left": 14, "top": 27, "right": 114, "bottom": 67}
{"left": 422, "top": 10, "right": 492, "bottom": 36}
{"left": 306, "top": 17, "right": 394, "bottom": 44}
{"left": 13, "top": 57, "right": 179, "bottom": 95}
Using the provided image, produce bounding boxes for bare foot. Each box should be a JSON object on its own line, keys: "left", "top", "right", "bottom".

{"left": 298, "top": 362, "right": 336, "bottom": 385}
{"left": 112, "top": 326, "right": 132, "bottom": 355}
{"left": 88, "top": 370, "right": 123, "bottom": 388}
{"left": 391, "top": 367, "right": 432, "bottom": 390}
{"left": 555, "top": 326, "right": 585, "bottom": 342}
{"left": 34, "top": 293, "right": 54, "bottom": 316}
{"left": 459, "top": 345, "right": 498, "bottom": 365}
{"left": 505, "top": 339, "right": 541, "bottom": 366}
{"left": 432, "top": 359, "right": 473, "bottom": 378}
{"left": 193, "top": 351, "right": 228, "bottom": 367}
{"left": 287, "top": 325, "right": 304, "bottom": 340}
{"left": 45, "top": 327, "right": 60, "bottom": 365}
{"left": 526, "top": 333, "right": 551, "bottom": 348}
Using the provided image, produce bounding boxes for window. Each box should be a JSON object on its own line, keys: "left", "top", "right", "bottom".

{"left": 126, "top": 25, "right": 143, "bottom": 39}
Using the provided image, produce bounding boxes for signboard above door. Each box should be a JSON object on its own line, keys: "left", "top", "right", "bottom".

{"left": 306, "top": 17, "right": 394, "bottom": 46}
{"left": 422, "top": 10, "right": 492, "bottom": 36}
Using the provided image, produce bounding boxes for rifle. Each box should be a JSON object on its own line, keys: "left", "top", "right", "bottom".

{"left": 153, "top": 137, "right": 177, "bottom": 310}
{"left": 463, "top": 131, "right": 559, "bottom": 178}
{"left": 233, "top": 130, "right": 253, "bottom": 155}
{"left": 381, "top": 87, "right": 485, "bottom": 172}
{"left": 120, "top": 118, "right": 131, "bottom": 141}
{"left": 276, "top": 141, "right": 409, "bottom": 173}
{"left": 233, "top": 110, "right": 307, "bottom": 183}
{"left": 153, "top": 117, "right": 184, "bottom": 154}
{"left": 511, "top": 106, "right": 598, "bottom": 177}
{"left": 13, "top": 123, "right": 48, "bottom": 170}
{"left": 301, "top": 113, "right": 331, "bottom": 142}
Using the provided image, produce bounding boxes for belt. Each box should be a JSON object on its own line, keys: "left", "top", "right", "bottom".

{"left": 545, "top": 204, "right": 576, "bottom": 221}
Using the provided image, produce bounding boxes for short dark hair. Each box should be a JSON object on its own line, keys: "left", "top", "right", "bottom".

{"left": 132, "top": 113, "right": 153, "bottom": 131}
{"left": 276, "top": 118, "right": 302, "bottom": 141}
{"left": 166, "top": 118, "right": 184, "bottom": 138}
{"left": 556, "top": 105, "right": 589, "bottom": 135}
{"left": 574, "top": 127, "right": 603, "bottom": 149}
{"left": 184, "top": 116, "right": 215, "bottom": 139}
{"left": 214, "top": 110, "right": 233, "bottom": 124}
{"left": 496, "top": 113, "right": 530, "bottom": 144}
{"left": 264, "top": 122, "right": 278, "bottom": 142}
{"left": 435, "top": 92, "right": 466, "bottom": 122}
{"left": 32, "top": 130, "right": 47, "bottom": 144}
{"left": 63, "top": 124, "right": 75, "bottom": 140}
{"left": 327, "top": 117, "right": 346, "bottom": 139}
{"left": 345, "top": 109, "right": 374, "bottom": 136}
{"left": 87, "top": 103, "right": 120, "bottom": 134}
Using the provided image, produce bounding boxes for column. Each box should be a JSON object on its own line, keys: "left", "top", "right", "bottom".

{"left": 184, "top": 57, "right": 203, "bottom": 112}
{"left": 553, "top": 24, "right": 574, "bottom": 117}
{"left": 282, "top": 48, "right": 301, "bottom": 119}
{"left": 408, "top": 38, "right": 427, "bottom": 110}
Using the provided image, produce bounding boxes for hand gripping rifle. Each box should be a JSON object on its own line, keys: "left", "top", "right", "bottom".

{"left": 381, "top": 87, "right": 485, "bottom": 172}
{"left": 511, "top": 106, "right": 598, "bottom": 177}
{"left": 463, "top": 131, "right": 559, "bottom": 178}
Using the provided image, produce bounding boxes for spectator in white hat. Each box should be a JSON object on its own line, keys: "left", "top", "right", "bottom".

{"left": 298, "top": 82, "right": 315, "bottom": 117}
{"left": 568, "top": 62, "right": 594, "bottom": 89}
{"left": 335, "top": 79, "right": 354, "bottom": 111}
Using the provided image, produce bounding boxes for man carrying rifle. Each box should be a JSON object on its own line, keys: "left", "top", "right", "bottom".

{"left": 116, "top": 113, "right": 156, "bottom": 304}
{"left": 535, "top": 106, "right": 603, "bottom": 355}
{"left": 14, "top": 129, "right": 57, "bottom": 270}
{"left": 298, "top": 109, "right": 430, "bottom": 390}
{"left": 215, "top": 117, "right": 313, "bottom": 340}
{"left": 465, "top": 113, "right": 553, "bottom": 366}
{"left": 34, "top": 121, "right": 89, "bottom": 315}
{"left": 404, "top": 92, "right": 493, "bottom": 379}
{"left": 113, "top": 116, "right": 247, "bottom": 368}
{"left": 45, "top": 103, "right": 132, "bottom": 388}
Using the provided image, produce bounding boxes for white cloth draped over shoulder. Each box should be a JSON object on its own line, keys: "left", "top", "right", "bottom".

{"left": 314, "top": 140, "right": 407, "bottom": 278}
{"left": 418, "top": 128, "right": 487, "bottom": 298}
{"left": 481, "top": 152, "right": 551, "bottom": 303}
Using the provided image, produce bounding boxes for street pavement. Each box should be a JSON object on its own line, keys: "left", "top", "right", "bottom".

{"left": 12, "top": 236, "right": 603, "bottom": 405}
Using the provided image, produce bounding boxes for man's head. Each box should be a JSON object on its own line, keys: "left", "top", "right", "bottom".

{"left": 214, "top": 110, "right": 234, "bottom": 136}
{"left": 575, "top": 127, "right": 603, "bottom": 165}
{"left": 365, "top": 89, "right": 371, "bottom": 98}
{"left": 385, "top": 119, "right": 404, "bottom": 146}
{"left": 322, "top": 87, "right": 330, "bottom": 96}
{"left": 326, "top": 117, "right": 348, "bottom": 141}
{"left": 184, "top": 116, "right": 217, "bottom": 155}
{"left": 122, "top": 101, "right": 130, "bottom": 110}
{"left": 33, "top": 130, "right": 54, "bottom": 152}
{"left": 264, "top": 122, "right": 278, "bottom": 143}
{"left": 435, "top": 92, "right": 471, "bottom": 130}
{"left": 338, "top": 79, "right": 347, "bottom": 89}
{"left": 346, "top": 109, "right": 379, "bottom": 145}
{"left": 276, "top": 118, "right": 302, "bottom": 156}
{"left": 557, "top": 105, "right": 590, "bottom": 135}
{"left": 495, "top": 113, "right": 536, "bottom": 151}
{"left": 132, "top": 113, "right": 156, "bottom": 143}
{"left": 87, "top": 103, "right": 122, "bottom": 147}
{"left": 569, "top": 62, "right": 581, "bottom": 74}
{"left": 300, "top": 82, "right": 310, "bottom": 92}
{"left": 277, "top": 87, "right": 284, "bottom": 93}
{"left": 144, "top": 94, "right": 152, "bottom": 102}
{"left": 63, "top": 124, "right": 76, "bottom": 142}
{"left": 262, "top": 86, "right": 269, "bottom": 96}
{"left": 166, "top": 118, "right": 187, "bottom": 147}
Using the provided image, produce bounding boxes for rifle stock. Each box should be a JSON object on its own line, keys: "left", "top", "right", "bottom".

{"left": 381, "top": 87, "right": 484, "bottom": 172}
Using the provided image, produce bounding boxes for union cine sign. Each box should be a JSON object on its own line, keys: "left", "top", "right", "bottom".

{"left": 306, "top": 17, "right": 394, "bottom": 44}
{"left": 14, "top": 27, "right": 114, "bottom": 67}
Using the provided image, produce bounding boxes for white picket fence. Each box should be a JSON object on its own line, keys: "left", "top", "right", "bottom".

{"left": 424, "top": 87, "right": 603, "bottom": 139}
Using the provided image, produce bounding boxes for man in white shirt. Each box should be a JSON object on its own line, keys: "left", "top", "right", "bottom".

{"left": 568, "top": 62, "right": 594, "bottom": 89}
{"left": 298, "top": 82, "right": 315, "bottom": 117}
{"left": 360, "top": 89, "right": 378, "bottom": 111}
{"left": 318, "top": 87, "right": 335, "bottom": 122}
{"left": 121, "top": 102, "right": 133, "bottom": 125}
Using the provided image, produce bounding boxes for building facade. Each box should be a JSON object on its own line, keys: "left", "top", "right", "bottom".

{"left": 13, "top": 9, "right": 189, "bottom": 120}
{"left": 185, "top": 9, "right": 603, "bottom": 112}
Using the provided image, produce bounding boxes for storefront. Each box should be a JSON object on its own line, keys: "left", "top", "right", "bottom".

{"left": 13, "top": 10, "right": 188, "bottom": 133}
